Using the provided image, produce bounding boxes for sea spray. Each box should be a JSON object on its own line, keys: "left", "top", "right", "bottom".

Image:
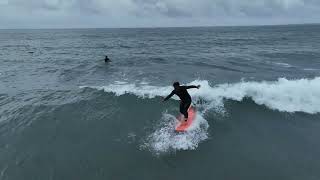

{"left": 140, "top": 112, "right": 209, "bottom": 154}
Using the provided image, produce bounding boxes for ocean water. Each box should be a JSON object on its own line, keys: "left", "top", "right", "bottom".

{"left": 1, "top": 24, "right": 320, "bottom": 180}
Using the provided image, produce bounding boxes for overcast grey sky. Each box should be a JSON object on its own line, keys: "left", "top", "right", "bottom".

{"left": 0, "top": 0, "right": 320, "bottom": 28}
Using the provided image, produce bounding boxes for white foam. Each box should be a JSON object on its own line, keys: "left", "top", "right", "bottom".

{"left": 191, "top": 77, "right": 320, "bottom": 114}
{"left": 80, "top": 84, "right": 171, "bottom": 99}
{"left": 141, "top": 112, "right": 209, "bottom": 154}
{"left": 274, "top": 62, "right": 293, "bottom": 68}
{"left": 81, "top": 77, "right": 320, "bottom": 114}
{"left": 304, "top": 68, "right": 319, "bottom": 71}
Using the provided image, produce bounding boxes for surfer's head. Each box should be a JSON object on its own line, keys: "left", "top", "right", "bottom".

{"left": 173, "top": 82, "right": 180, "bottom": 89}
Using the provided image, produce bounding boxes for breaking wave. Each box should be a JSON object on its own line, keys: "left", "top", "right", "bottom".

{"left": 81, "top": 77, "right": 320, "bottom": 114}
{"left": 80, "top": 77, "right": 320, "bottom": 153}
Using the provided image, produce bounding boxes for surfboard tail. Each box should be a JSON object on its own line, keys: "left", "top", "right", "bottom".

{"left": 175, "top": 106, "right": 196, "bottom": 132}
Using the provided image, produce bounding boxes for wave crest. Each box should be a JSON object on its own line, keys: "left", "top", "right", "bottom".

{"left": 81, "top": 77, "right": 320, "bottom": 114}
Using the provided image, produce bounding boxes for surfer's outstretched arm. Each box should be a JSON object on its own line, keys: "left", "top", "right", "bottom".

{"left": 163, "top": 91, "right": 174, "bottom": 101}
{"left": 186, "top": 85, "right": 201, "bottom": 89}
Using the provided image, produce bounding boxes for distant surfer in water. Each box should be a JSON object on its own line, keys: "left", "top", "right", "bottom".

{"left": 104, "top": 55, "right": 110, "bottom": 63}
{"left": 163, "top": 82, "right": 200, "bottom": 121}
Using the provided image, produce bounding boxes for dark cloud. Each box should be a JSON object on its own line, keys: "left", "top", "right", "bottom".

{"left": 0, "top": 0, "right": 319, "bottom": 28}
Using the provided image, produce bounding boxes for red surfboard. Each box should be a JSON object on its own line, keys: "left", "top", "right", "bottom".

{"left": 175, "top": 106, "right": 196, "bottom": 132}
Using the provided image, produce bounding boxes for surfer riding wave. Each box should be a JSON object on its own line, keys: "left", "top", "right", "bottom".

{"left": 163, "top": 82, "right": 200, "bottom": 121}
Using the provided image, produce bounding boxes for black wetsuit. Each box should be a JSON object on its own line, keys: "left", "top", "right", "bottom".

{"left": 164, "top": 86, "right": 198, "bottom": 118}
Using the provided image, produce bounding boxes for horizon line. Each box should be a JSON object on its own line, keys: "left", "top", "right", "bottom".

{"left": 0, "top": 22, "right": 319, "bottom": 30}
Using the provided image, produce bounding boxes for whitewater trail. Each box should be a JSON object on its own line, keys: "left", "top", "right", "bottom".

{"left": 140, "top": 113, "right": 209, "bottom": 154}
{"left": 80, "top": 77, "right": 320, "bottom": 153}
